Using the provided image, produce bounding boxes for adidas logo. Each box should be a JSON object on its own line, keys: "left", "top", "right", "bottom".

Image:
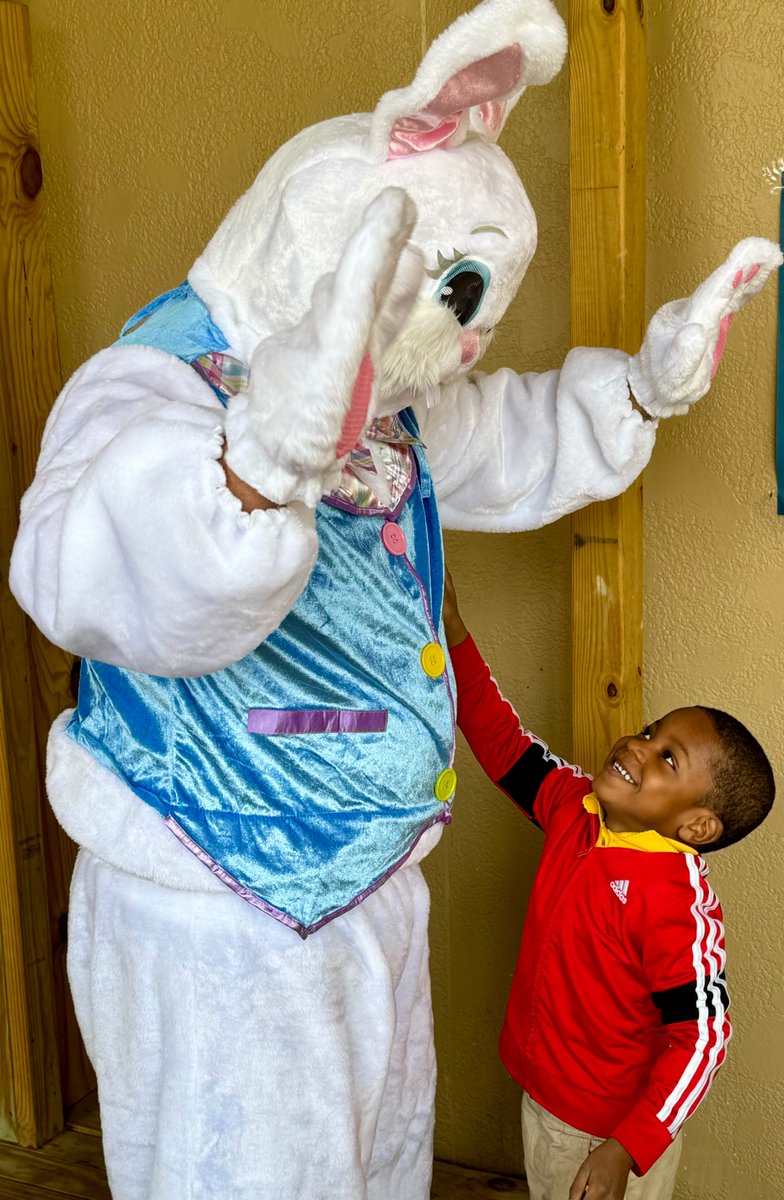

{"left": 610, "top": 880, "right": 629, "bottom": 904}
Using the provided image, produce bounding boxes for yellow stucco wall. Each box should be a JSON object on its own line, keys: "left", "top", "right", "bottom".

{"left": 21, "top": 0, "right": 784, "bottom": 1193}
{"left": 645, "top": 3, "right": 784, "bottom": 1197}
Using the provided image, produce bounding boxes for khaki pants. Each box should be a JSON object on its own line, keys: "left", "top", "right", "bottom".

{"left": 522, "top": 1093, "right": 682, "bottom": 1200}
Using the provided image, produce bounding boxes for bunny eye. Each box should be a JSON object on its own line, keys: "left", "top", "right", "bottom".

{"left": 435, "top": 259, "right": 490, "bottom": 326}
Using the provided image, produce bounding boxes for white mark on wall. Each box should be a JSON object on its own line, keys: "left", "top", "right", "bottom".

{"left": 762, "top": 157, "right": 784, "bottom": 193}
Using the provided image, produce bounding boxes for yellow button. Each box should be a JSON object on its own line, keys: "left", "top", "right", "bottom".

{"left": 434, "top": 768, "right": 457, "bottom": 802}
{"left": 420, "top": 642, "right": 446, "bottom": 678}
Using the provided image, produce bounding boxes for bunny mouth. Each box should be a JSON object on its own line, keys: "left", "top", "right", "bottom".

{"left": 457, "top": 326, "right": 494, "bottom": 370}
{"left": 459, "top": 331, "right": 481, "bottom": 365}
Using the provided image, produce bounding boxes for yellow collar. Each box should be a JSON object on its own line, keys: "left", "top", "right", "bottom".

{"left": 582, "top": 794, "right": 696, "bottom": 855}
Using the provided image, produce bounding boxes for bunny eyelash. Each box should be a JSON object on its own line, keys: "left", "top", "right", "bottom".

{"left": 424, "top": 228, "right": 506, "bottom": 282}
{"left": 424, "top": 248, "right": 470, "bottom": 280}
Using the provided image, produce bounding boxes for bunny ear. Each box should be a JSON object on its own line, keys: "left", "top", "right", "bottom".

{"left": 369, "top": 0, "right": 567, "bottom": 162}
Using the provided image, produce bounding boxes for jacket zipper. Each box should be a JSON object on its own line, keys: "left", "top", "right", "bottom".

{"left": 519, "top": 818, "right": 598, "bottom": 1070}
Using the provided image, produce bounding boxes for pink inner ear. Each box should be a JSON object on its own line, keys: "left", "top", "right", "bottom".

{"left": 388, "top": 113, "right": 465, "bottom": 159}
{"left": 428, "top": 44, "right": 523, "bottom": 115}
{"left": 387, "top": 44, "right": 522, "bottom": 160}
{"left": 477, "top": 100, "right": 507, "bottom": 137}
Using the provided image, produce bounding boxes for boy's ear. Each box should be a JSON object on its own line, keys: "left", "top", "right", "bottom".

{"left": 678, "top": 808, "right": 724, "bottom": 849}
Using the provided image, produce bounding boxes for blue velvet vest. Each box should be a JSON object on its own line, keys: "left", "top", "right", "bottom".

{"left": 67, "top": 284, "right": 455, "bottom": 936}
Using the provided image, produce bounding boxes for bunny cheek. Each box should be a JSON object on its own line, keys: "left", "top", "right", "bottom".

{"left": 376, "top": 298, "right": 463, "bottom": 408}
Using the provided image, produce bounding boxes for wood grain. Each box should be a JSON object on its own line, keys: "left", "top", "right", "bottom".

{"left": 0, "top": 687, "right": 22, "bottom": 1142}
{"left": 0, "top": 1091, "right": 526, "bottom": 1200}
{"left": 431, "top": 1161, "right": 529, "bottom": 1197}
{"left": 0, "top": 0, "right": 94, "bottom": 1114}
{"left": 0, "top": 0, "right": 92, "bottom": 1144}
{"left": 0, "top": 1139, "right": 110, "bottom": 1199}
{"left": 569, "top": 0, "right": 647, "bottom": 773}
{"left": 0, "top": 1182, "right": 102, "bottom": 1200}
{"left": 63, "top": 1096, "right": 101, "bottom": 1139}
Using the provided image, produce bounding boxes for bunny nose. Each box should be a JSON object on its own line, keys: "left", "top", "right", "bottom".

{"left": 460, "top": 331, "right": 480, "bottom": 365}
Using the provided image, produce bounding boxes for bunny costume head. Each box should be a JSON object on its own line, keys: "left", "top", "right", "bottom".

{"left": 190, "top": 0, "right": 567, "bottom": 406}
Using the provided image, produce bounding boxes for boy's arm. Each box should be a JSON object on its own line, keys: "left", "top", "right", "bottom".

{"left": 610, "top": 866, "right": 731, "bottom": 1176}
{"left": 449, "top": 632, "right": 589, "bottom": 831}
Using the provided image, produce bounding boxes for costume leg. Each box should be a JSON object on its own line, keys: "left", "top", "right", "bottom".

{"left": 67, "top": 847, "right": 435, "bottom": 1200}
{"left": 366, "top": 863, "right": 435, "bottom": 1200}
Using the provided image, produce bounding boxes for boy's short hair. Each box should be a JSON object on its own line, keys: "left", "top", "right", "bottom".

{"left": 699, "top": 707, "right": 775, "bottom": 852}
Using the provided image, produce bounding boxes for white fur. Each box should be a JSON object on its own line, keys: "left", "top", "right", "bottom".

{"left": 9, "top": 3, "right": 782, "bottom": 1196}
{"left": 417, "top": 348, "right": 657, "bottom": 532}
{"left": 629, "top": 236, "right": 783, "bottom": 418}
{"left": 10, "top": 344, "right": 318, "bottom": 676}
{"left": 369, "top": 0, "right": 568, "bottom": 158}
{"left": 377, "top": 300, "right": 462, "bottom": 406}
{"left": 68, "top": 841, "right": 439, "bottom": 1200}
{"left": 223, "top": 188, "right": 421, "bottom": 504}
{"left": 47, "top": 712, "right": 227, "bottom": 892}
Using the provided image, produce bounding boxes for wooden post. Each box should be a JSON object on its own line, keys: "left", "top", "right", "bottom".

{"left": 569, "top": 0, "right": 647, "bottom": 773}
{"left": 0, "top": 0, "right": 83, "bottom": 1145}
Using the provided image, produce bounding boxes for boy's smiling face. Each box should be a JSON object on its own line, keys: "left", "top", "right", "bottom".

{"left": 592, "top": 708, "right": 724, "bottom": 845}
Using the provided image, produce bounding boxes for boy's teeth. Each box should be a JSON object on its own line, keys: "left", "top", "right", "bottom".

{"left": 613, "top": 759, "right": 634, "bottom": 784}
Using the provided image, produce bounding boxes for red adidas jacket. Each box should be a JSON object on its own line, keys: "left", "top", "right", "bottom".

{"left": 452, "top": 635, "right": 731, "bottom": 1176}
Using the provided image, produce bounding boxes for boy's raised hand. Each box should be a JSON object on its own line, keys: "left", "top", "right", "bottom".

{"left": 569, "top": 1138, "right": 634, "bottom": 1200}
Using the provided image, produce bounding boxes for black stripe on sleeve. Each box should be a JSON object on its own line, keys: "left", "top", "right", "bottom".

{"left": 497, "top": 745, "right": 558, "bottom": 826}
{"left": 652, "top": 972, "right": 729, "bottom": 1025}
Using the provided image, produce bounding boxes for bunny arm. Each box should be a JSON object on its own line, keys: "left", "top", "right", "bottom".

{"left": 421, "top": 236, "right": 783, "bottom": 531}
{"left": 9, "top": 343, "right": 318, "bottom": 678}
{"left": 10, "top": 191, "right": 420, "bottom": 679}
{"left": 418, "top": 347, "right": 656, "bottom": 532}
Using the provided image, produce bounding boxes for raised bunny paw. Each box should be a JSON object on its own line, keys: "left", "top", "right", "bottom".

{"left": 628, "top": 237, "right": 783, "bottom": 419}
{"left": 223, "top": 188, "right": 422, "bottom": 507}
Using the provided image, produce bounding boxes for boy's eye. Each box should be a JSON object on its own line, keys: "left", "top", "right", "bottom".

{"left": 640, "top": 727, "right": 652, "bottom": 740}
{"left": 661, "top": 749, "right": 676, "bottom": 768}
{"left": 435, "top": 259, "right": 490, "bottom": 326}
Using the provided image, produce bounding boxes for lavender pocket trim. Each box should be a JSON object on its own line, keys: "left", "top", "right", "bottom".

{"left": 247, "top": 708, "right": 388, "bottom": 735}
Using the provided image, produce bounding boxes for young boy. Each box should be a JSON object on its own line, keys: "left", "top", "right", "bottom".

{"left": 442, "top": 573, "right": 775, "bottom": 1200}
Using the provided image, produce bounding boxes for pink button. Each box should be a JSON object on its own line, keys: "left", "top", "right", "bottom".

{"left": 381, "top": 522, "right": 407, "bottom": 555}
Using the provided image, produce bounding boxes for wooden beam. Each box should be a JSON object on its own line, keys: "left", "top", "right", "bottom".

{"left": 569, "top": 0, "right": 647, "bottom": 773}
{"left": 0, "top": 0, "right": 77, "bottom": 1145}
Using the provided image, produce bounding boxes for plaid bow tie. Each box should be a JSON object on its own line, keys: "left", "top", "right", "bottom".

{"left": 193, "top": 351, "right": 420, "bottom": 511}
